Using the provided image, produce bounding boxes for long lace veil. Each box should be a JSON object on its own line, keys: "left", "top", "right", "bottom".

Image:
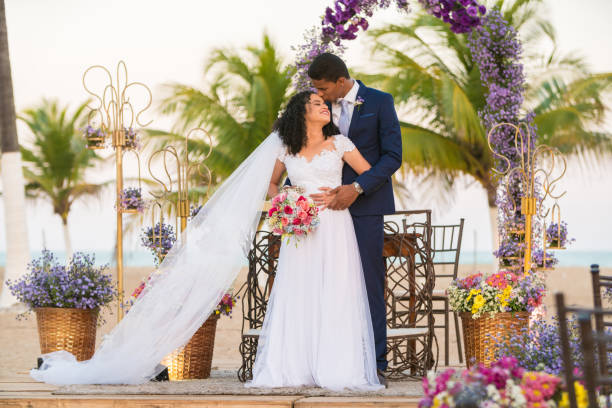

{"left": 31, "top": 132, "right": 283, "bottom": 385}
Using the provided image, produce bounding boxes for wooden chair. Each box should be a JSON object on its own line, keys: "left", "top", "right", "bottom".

{"left": 384, "top": 210, "right": 436, "bottom": 378}
{"left": 555, "top": 291, "right": 612, "bottom": 408}
{"left": 237, "top": 228, "right": 280, "bottom": 382}
{"left": 429, "top": 219, "right": 464, "bottom": 366}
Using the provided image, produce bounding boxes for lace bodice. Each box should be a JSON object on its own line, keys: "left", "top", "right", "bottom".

{"left": 279, "top": 135, "right": 356, "bottom": 195}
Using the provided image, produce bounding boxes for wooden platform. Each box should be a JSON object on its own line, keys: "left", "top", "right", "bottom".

{"left": 0, "top": 380, "right": 420, "bottom": 407}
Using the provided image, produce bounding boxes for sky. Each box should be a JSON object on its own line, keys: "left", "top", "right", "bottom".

{"left": 0, "top": 0, "right": 611, "bottom": 257}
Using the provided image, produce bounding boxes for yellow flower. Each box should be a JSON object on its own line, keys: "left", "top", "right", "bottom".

{"left": 471, "top": 294, "right": 486, "bottom": 314}
{"left": 466, "top": 289, "right": 481, "bottom": 302}
{"left": 432, "top": 396, "right": 442, "bottom": 408}
{"left": 559, "top": 382, "right": 589, "bottom": 408}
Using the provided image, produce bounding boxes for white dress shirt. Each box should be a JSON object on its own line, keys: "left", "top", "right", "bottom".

{"left": 331, "top": 80, "right": 360, "bottom": 128}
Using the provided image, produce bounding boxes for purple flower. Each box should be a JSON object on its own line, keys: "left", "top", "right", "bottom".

{"left": 117, "top": 187, "right": 147, "bottom": 212}
{"left": 140, "top": 222, "right": 177, "bottom": 265}
{"left": 6, "top": 250, "right": 117, "bottom": 322}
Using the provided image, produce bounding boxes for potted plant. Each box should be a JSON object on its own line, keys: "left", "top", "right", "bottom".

{"left": 140, "top": 222, "right": 177, "bottom": 265}
{"left": 118, "top": 187, "right": 147, "bottom": 213}
{"left": 123, "top": 127, "right": 140, "bottom": 150}
{"left": 136, "top": 221, "right": 238, "bottom": 380}
{"left": 447, "top": 270, "right": 545, "bottom": 367}
{"left": 546, "top": 221, "right": 574, "bottom": 249}
{"left": 7, "top": 251, "right": 117, "bottom": 361}
{"left": 82, "top": 125, "right": 106, "bottom": 149}
{"left": 495, "top": 240, "right": 524, "bottom": 268}
{"left": 532, "top": 248, "right": 558, "bottom": 271}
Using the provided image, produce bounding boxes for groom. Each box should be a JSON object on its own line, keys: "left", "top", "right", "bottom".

{"left": 308, "top": 53, "right": 402, "bottom": 384}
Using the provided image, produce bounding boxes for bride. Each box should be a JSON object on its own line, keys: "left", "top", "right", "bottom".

{"left": 30, "top": 91, "right": 381, "bottom": 391}
{"left": 246, "top": 91, "right": 381, "bottom": 390}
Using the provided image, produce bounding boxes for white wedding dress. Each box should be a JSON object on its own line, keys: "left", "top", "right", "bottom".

{"left": 29, "top": 132, "right": 379, "bottom": 390}
{"left": 246, "top": 135, "right": 382, "bottom": 391}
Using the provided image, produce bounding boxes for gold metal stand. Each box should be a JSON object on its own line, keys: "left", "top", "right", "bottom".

{"left": 82, "top": 61, "right": 152, "bottom": 322}
{"left": 487, "top": 123, "right": 567, "bottom": 274}
{"left": 148, "top": 128, "right": 213, "bottom": 235}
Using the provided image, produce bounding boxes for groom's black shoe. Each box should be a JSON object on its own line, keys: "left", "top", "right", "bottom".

{"left": 377, "top": 369, "right": 388, "bottom": 388}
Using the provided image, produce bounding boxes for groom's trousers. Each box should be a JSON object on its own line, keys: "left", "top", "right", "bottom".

{"left": 351, "top": 214, "right": 387, "bottom": 371}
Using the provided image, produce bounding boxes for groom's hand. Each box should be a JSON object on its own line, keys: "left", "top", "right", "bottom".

{"left": 310, "top": 187, "right": 336, "bottom": 210}
{"left": 328, "top": 184, "right": 359, "bottom": 210}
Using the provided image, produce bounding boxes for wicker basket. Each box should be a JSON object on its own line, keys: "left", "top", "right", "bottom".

{"left": 461, "top": 311, "right": 529, "bottom": 368}
{"left": 35, "top": 307, "right": 98, "bottom": 361}
{"left": 162, "top": 314, "right": 219, "bottom": 380}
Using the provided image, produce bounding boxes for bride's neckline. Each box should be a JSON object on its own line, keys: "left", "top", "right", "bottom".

{"left": 294, "top": 136, "right": 338, "bottom": 164}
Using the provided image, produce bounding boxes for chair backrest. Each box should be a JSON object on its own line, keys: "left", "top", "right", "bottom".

{"left": 239, "top": 228, "right": 280, "bottom": 333}
{"left": 430, "top": 218, "right": 465, "bottom": 280}
{"left": 384, "top": 210, "right": 434, "bottom": 329}
{"left": 555, "top": 292, "right": 612, "bottom": 408}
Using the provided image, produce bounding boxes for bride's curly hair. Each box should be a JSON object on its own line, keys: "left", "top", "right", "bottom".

{"left": 274, "top": 91, "right": 339, "bottom": 155}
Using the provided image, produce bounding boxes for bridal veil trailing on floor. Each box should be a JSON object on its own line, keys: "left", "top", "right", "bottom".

{"left": 31, "top": 133, "right": 284, "bottom": 385}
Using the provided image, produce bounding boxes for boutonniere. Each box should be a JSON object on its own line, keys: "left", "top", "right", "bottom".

{"left": 354, "top": 96, "right": 365, "bottom": 112}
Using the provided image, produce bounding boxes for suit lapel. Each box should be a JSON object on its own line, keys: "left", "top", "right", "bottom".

{"left": 347, "top": 80, "right": 368, "bottom": 139}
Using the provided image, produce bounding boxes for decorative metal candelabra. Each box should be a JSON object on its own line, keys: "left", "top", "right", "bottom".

{"left": 148, "top": 128, "right": 213, "bottom": 235}
{"left": 488, "top": 122, "right": 567, "bottom": 274}
{"left": 82, "top": 61, "right": 152, "bottom": 321}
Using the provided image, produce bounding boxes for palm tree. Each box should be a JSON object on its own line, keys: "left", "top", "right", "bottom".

{"left": 19, "top": 100, "right": 107, "bottom": 258}
{"left": 363, "top": 0, "right": 612, "bottom": 247}
{"left": 149, "top": 33, "right": 294, "bottom": 182}
{"left": 0, "top": 0, "right": 30, "bottom": 308}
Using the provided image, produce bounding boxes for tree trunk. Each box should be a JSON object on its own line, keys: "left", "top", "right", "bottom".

{"left": 0, "top": 0, "right": 30, "bottom": 308}
{"left": 62, "top": 218, "right": 72, "bottom": 261}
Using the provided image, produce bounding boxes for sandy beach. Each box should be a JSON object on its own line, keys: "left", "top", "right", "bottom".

{"left": 0, "top": 263, "right": 607, "bottom": 382}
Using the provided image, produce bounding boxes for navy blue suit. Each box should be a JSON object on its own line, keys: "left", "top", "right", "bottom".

{"left": 341, "top": 81, "right": 402, "bottom": 371}
{"left": 287, "top": 80, "right": 402, "bottom": 371}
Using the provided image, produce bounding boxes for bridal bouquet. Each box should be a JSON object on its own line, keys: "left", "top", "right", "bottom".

{"left": 267, "top": 186, "right": 320, "bottom": 241}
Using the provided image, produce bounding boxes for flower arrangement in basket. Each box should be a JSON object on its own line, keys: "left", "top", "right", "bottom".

{"left": 448, "top": 271, "right": 545, "bottom": 367}
{"left": 494, "top": 240, "right": 524, "bottom": 268}
{"left": 546, "top": 221, "right": 574, "bottom": 249}
{"left": 135, "top": 215, "right": 238, "bottom": 380}
{"left": 532, "top": 248, "right": 558, "bottom": 271}
{"left": 448, "top": 271, "right": 545, "bottom": 319}
{"left": 266, "top": 186, "right": 320, "bottom": 242}
{"left": 140, "top": 222, "right": 177, "bottom": 265}
{"left": 82, "top": 125, "right": 106, "bottom": 149}
{"left": 117, "top": 187, "right": 147, "bottom": 213}
{"left": 6, "top": 251, "right": 117, "bottom": 360}
{"left": 419, "top": 356, "right": 596, "bottom": 408}
{"left": 123, "top": 127, "right": 140, "bottom": 149}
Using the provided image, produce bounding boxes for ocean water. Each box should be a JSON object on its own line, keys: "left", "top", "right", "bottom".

{"left": 1, "top": 250, "right": 611, "bottom": 268}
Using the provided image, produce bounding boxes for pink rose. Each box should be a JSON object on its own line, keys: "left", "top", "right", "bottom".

{"left": 303, "top": 216, "right": 312, "bottom": 226}
{"left": 297, "top": 195, "right": 306, "bottom": 202}
{"left": 271, "top": 195, "right": 282, "bottom": 206}
{"left": 298, "top": 200, "right": 309, "bottom": 211}
{"left": 284, "top": 205, "right": 293, "bottom": 215}
{"left": 294, "top": 229, "right": 303, "bottom": 236}
{"left": 268, "top": 207, "right": 278, "bottom": 217}
{"left": 278, "top": 192, "right": 287, "bottom": 202}
{"left": 273, "top": 228, "right": 283, "bottom": 234}
{"left": 281, "top": 217, "right": 289, "bottom": 226}
{"left": 292, "top": 218, "right": 302, "bottom": 226}
{"left": 298, "top": 210, "right": 308, "bottom": 220}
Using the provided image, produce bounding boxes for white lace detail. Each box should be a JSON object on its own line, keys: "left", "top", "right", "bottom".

{"left": 281, "top": 135, "right": 351, "bottom": 195}
{"left": 332, "top": 134, "right": 356, "bottom": 155}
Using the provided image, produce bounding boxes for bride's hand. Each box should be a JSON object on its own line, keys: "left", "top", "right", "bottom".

{"left": 310, "top": 187, "right": 336, "bottom": 211}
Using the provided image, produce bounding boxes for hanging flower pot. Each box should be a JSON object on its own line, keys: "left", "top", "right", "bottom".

{"left": 83, "top": 125, "right": 106, "bottom": 149}
{"left": 123, "top": 127, "right": 140, "bottom": 150}
{"left": 118, "top": 187, "right": 146, "bottom": 214}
